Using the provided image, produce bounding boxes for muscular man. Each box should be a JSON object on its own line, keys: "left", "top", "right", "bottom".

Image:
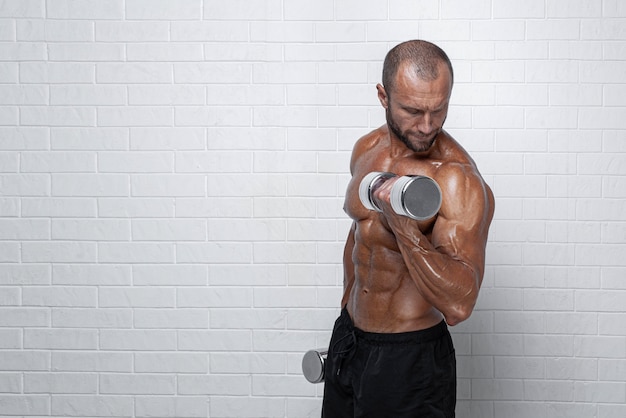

{"left": 322, "top": 40, "right": 495, "bottom": 417}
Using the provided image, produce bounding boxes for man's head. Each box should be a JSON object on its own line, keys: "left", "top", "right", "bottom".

{"left": 377, "top": 40, "right": 454, "bottom": 153}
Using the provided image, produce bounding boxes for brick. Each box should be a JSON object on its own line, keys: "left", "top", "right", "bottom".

{"left": 210, "top": 396, "right": 285, "bottom": 418}
{"left": 98, "top": 107, "right": 173, "bottom": 127}
{"left": 51, "top": 127, "right": 128, "bottom": 150}
{"left": 21, "top": 106, "right": 96, "bottom": 127}
{"left": 131, "top": 127, "right": 204, "bottom": 150}
{"left": 178, "top": 330, "right": 252, "bottom": 351}
{"left": 210, "top": 308, "right": 285, "bottom": 330}
{"left": 546, "top": 357, "right": 598, "bottom": 380}
{"left": 132, "top": 265, "right": 207, "bottom": 286}
{"left": 208, "top": 219, "right": 285, "bottom": 242}
{"left": 21, "top": 151, "right": 96, "bottom": 173}
{"left": 0, "top": 42, "right": 46, "bottom": 61}
{"left": 20, "top": 62, "right": 94, "bottom": 84}
{"left": 23, "top": 286, "right": 97, "bottom": 307}
{"left": 47, "top": 0, "right": 123, "bottom": 19}
{"left": 131, "top": 174, "right": 205, "bottom": 197}
{"left": 524, "top": 335, "right": 574, "bottom": 357}
{"left": 52, "top": 351, "right": 132, "bottom": 372}
{"left": 288, "top": 47, "right": 334, "bottom": 67}
{"left": 253, "top": 62, "right": 316, "bottom": 84}
{"left": 98, "top": 242, "right": 175, "bottom": 264}
{"left": 98, "top": 287, "right": 175, "bottom": 308}
{"left": 172, "top": 21, "right": 249, "bottom": 42}
{"left": 253, "top": 375, "right": 314, "bottom": 397}
{"left": 0, "top": 395, "right": 49, "bottom": 416}
{"left": 51, "top": 219, "right": 129, "bottom": 241}
{"left": 547, "top": 0, "right": 601, "bottom": 18}
{"left": 52, "top": 174, "right": 129, "bottom": 197}
{"left": 22, "top": 242, "right": 97, "bottom": 263}
{"left": 177, "top": 287, "right": 252, "bottom": 308}
{"left": 209, "top": 265, "right": 286, "bottom": 286}
{"left": 208, "top": 127, "right": 285, "bottom": 151}
{"left": 99, "top": 151, "right": 173, "bottom": 173}
{"left": 0, "top": 264, "right": 50, "bottom": 285}
{"left": 0, "top": 372, "right": 21, "bottom": 392}
{"left": 100, "top": 373, "right": 175, "bottom": 395}
{"left": 53, "top": 264, "right": 130, "bottom": 286}
{"left": 174, "top": 63, "right": 251, "bottom": 84}
{"left": 134, "top": 308, "right": 208, "bottom": 329}
{"left": 96, "top": 21, "right": 169, "bottom": 42}
{"left": 0, "top": 0, "right": 44, "bottom": 17}
{"left": 25, "top": 372, "right": 97, "bottom": 394}
{"left": 575, "top": 381, "right": 626, "bottom": 403}
{"left": 132, "top": 219, "right": 206, "bottom": 241}
{"left": 176, "top": 106, "right": 251, "bottom": 127}
{"left": 49, "top": 43, "right": 124, "bottom": 61}
{"left": 205, "top": 0, "right": 282, "bottom": 20}
{"left": 24, "top": 328, "right": 97, "bottom": 350}
{"left": 50, "top": 85, "right": 126, "bottom": 106}
{"left": 100, "top": 330, "right": 176, "bottom": 351}
{"left": 442, "top": 0, "right": 491, "bottom": 19}
{"left": 582, "top": 19, "right": 626, "bottom": 40}
{"left": 127, "top": 43, "right": 203, "bottom": 62}
{"left": 129, "top": 85, "right": 205, "bottom": 106}
{"left": 176, "top": 150, "right": 252, "bottom": 173}
{"left": 210, "top": 352, "right": 285, "bottom": 374}
{"left": 494, "top": 357, "right": 544, "bottom": 379}
{"left": 98, "top": 198, "right": 175, "bottom": 218}
{"left": 52, "top": 308, "right": 132, "bottom": 328}
{"left": 97, "top": 63, "right": 172, "bottom": 84}
{"left": 0, "top": 307, "right": 49, "bottom": 326}
{"left": 135, "top": 352, "right": 208, "bottom": 373}
{"left": 0, "top": 62, "right": 18, "bottom": 82}
{"left": 52, "top": 395, "right": 133, "bottom": 417}
{"left": 314, "top": 22, "right": 366, "bottom": 43}
{"left": 0, "top": 218, "right": 49, "bottom": 240}
{"left": 135, "top": 396, "right": 208, "bottom": 418}
{"left": 207, "top": 85, "right": 283, "bottom": 106}
{"left": 126, "top": 0, "right": 201, "bottom": 19}
{"left": 0, "top": 85, "right": 48, "bottom": 105}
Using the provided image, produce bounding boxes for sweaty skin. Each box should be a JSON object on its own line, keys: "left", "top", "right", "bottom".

{"left": 342, "top": 62, "right": 495, "bottom": 333}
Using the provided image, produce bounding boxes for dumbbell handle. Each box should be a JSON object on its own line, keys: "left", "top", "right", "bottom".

{"left": 359, "top": 172, "right": 442, "bottom": 221}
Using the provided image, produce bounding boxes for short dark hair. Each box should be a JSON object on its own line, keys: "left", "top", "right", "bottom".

{"left": 382, "top": 40, "right": 454, "bottom": 94}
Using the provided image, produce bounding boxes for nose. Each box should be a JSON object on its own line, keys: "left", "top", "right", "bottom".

{"left": 417, "top": 113, "right": 434, "bottom": 135}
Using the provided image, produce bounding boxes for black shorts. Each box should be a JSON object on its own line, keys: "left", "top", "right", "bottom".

{"left": 322, "top": 308, "right": 456, "bottom": 418}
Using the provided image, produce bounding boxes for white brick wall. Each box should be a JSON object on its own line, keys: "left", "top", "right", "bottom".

{"left": 0, "top": 1, "right": 625, "bottom": 417}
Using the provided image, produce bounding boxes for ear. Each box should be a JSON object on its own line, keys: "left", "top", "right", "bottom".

{"left": 376, "top": 83, "right": 389, "bottom": 109}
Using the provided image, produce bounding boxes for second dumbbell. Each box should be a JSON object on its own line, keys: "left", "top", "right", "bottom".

{"left": 358, "top": 171, "right": 442, "bottom": 221}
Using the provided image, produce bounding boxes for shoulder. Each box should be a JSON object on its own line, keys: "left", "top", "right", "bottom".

{"left": 433, "top": 135, "right": 494, "bottom": 224}
{"left": 349, "top": 125, "right": 388, "bottom": 174}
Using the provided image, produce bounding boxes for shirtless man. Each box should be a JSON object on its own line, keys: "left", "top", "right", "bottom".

{"left": 322, "top": 40, "right": 495, "bottom": 417}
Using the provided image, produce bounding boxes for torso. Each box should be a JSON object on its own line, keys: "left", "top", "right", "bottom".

{"left": 343, "top": 125, "right": 483, "bottom": 332}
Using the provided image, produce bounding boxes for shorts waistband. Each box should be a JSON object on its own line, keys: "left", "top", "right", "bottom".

{"left": 340, "top": 307, "right": 448, "bottom": 345}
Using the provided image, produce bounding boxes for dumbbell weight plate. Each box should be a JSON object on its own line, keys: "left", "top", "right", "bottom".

{"left": 390, "top": 175, "right": 442, "bottom": 221}
{"left": 302, "top": 349, "right": 328, "bottom": 384}
{"left": 358, "top": 172, "right": 396, "bottom": 212}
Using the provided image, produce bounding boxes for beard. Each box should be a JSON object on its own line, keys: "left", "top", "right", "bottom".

{"left": 386, "top": 106, "right": 442, "bottom": 153}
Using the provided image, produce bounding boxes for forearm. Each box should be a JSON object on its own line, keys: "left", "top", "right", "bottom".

{"left": 394, "top": 228, "right": 481, "bottom": 326}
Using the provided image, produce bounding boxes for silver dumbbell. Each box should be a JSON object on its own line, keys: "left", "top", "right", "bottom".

{"left": 359, "top": 171, "right": 442, "bottom": 221}
{"left": 302, "top": 348, "right": 327, "bottom": 383}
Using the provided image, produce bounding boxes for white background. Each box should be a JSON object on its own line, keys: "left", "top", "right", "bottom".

{"left": 1, "top": 0, "right": 625, "bottom": 417}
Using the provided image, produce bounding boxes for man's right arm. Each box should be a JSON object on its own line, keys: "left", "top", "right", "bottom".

{"left": 340, "top": 222, "right": 356, "bottom": 308}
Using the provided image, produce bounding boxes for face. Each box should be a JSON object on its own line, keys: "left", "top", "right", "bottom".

{"left": 378, "top": 63, "right": 452, "bottom": 153}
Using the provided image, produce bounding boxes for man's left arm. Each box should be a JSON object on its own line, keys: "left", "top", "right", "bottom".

{"left": 380, "top": 164, "right": 494, "bottom": 326}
